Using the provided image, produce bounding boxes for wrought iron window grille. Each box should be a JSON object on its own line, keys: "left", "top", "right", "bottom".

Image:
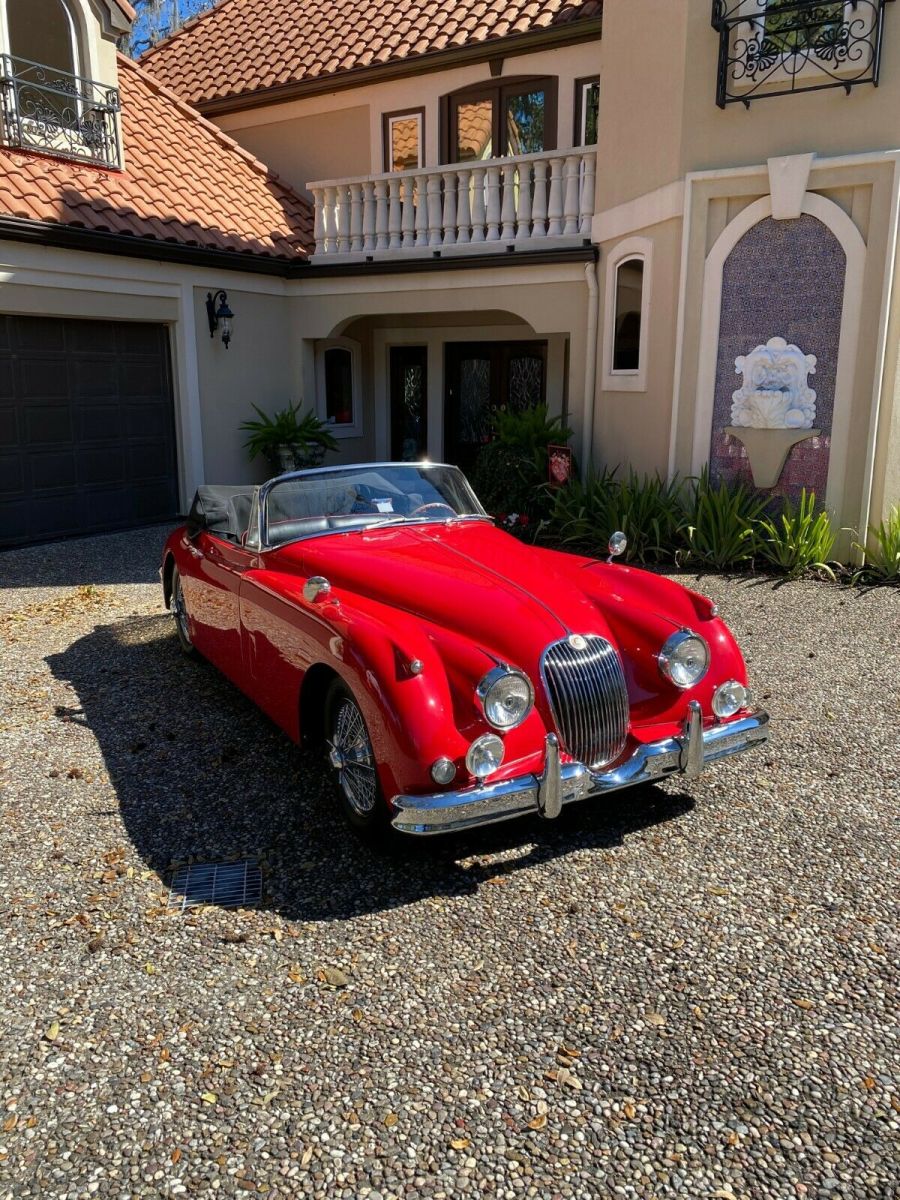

{"left": 711, "top": 0, "right": 893, "bottom": 107}
{"left": 0, "top": 53, "right": 121, "bottom": 169}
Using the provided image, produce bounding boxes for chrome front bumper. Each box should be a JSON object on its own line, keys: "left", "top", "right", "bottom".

{"left": 390, "top": 704, "right": 770, "bottom": 835}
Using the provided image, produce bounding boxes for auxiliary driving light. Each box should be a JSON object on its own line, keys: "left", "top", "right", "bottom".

{"left": 712, "top": 680, "right": 748, "bottom": 719}
{"left": 466, "top": 734, "right": 505, "bottom": 780}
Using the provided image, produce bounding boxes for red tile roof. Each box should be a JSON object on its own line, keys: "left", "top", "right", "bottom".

{"left": 0, "top": 55, "right": 313, "bottom": 259}
{"left": 141, "top": 0, "right": 602, "bottom": 109}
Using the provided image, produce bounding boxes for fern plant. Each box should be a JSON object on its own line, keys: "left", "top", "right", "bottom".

{"left": 240, "top": 402, "right": 338, "bottom": 472}
{"left": 757, "top": 490, "right": 836, "bottom": 579}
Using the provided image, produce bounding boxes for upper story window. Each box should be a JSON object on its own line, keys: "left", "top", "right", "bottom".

{"left": 0, "top": 0, "right": 121, "bottom": 168}
{"left": 384, "top": 108, "right": 424, "bottom": 172}
{"left": 712, "top": 0, "right": 887, "bottom": 107}
{"left": 575, "top": 76, "right": 599, "bottom": 145}
{"left": 442, "top": 77, "right": 558, "bottom": 163}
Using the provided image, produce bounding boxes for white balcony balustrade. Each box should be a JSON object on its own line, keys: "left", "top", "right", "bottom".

{"left": 308, "top": 148, "right": 597, "bottom": 261}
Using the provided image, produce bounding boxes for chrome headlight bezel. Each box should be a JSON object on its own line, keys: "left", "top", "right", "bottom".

{"left": 476, "top": 666, "right": 535, "bottom": 730}
{"left": 658, "top": 629, "right": 710, "bottom": 689}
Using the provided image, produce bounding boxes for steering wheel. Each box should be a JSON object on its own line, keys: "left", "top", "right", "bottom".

{"left": 408, "top": 501, "right": 458, "bottom": 519}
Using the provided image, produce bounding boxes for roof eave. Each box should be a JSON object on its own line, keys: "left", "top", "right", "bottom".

{"left": 194, "top": 18, "right": 603, "bottom": 117}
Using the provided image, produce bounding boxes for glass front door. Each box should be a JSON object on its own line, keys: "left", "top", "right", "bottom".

{"left": 390, "top": 346, "right": 428, "bottom": 461}
{"left": 444, "top": 341, "right": 547, "bottom": 472}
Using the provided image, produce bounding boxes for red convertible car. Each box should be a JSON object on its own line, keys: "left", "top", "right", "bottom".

{"left": 161, "top": 462, "right": 769, "bottom": 837}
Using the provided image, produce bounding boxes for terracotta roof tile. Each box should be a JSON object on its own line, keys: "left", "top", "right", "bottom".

{"left": 141, "top": 0, "right": 601, "bottom": 108}
{"left": 0, "top": 55, "right": 312, "bottom": 259}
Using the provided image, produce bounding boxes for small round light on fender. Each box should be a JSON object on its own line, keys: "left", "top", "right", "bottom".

{"left": 466, "top": 734, "right": 505, "bottom": 780}
{"left": 713, "top": 680, "right": 748, "bottom": 719}
{"left": 430, "top": 757, "right": 457, "bottom": 785}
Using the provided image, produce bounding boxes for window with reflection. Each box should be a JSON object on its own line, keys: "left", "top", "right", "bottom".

{"left": 385, "top": 111, "right": 423, "bottom": 172}
{"left": 612, "top": 258, "right": 644, "bottom": 372}
{"left": 447, "top": 78, "right": 557, "bottom": 163}
{"left": 577, "top": 77, "right": 600, "bottom": 145}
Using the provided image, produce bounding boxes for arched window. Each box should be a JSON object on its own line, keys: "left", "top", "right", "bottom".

{"left": 7, "top": 0, "right": 80, "bottom": 77}
{"left": 602, "top": 237, "right": 653, "bottom": 393}
{"left": 315, "top": 338, "right": 362, "bottom": 437}
{"left": 612, "top": 258, "right": 644, "bottom": 372}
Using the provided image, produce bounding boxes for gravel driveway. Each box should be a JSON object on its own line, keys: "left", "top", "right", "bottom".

{"left": 0, "top": 527, "right": 897, "bottom": 1200}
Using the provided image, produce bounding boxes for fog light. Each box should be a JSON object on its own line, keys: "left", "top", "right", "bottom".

{"left": 430, "top": 757, "right": 457, "bottom": 785}
{"left": 466, "top": 734, "right": 504, "bottom": 780}
{"left": 713, "top": 680, "right": 748, "bottom": 719}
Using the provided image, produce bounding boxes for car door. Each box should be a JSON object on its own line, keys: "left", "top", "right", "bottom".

{"left": 186, "top": 533, "right": 254, "bottom": 683}
{"left": 237, "top": 557, "right": 329, "bottom": 742}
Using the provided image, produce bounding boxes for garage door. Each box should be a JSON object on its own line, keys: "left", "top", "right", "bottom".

{"left": 0, "top": 315, "right": 178, "bottom": 547}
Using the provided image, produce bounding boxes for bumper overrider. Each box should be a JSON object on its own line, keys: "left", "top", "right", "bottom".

{"left": 391, "top": 702, "right": 770, "bottom": 835}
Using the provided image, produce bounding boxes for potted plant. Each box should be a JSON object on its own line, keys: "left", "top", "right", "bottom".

{"left": 239, "top": 402, "right": 339, "bottom": 473}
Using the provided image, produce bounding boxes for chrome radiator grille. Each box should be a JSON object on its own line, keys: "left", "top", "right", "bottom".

{"left": 541, "top": 635, "right": 629, "bottom": 768}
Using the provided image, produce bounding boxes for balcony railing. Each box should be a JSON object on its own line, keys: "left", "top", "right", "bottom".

{"left": 308, "top": 147, "right": 597, "bottom": 260}
{"left": 711, "top": 0, "right": 891, "bottom": 107}
{"left": 0, "top": 53, "right": 121, "bottom": 169}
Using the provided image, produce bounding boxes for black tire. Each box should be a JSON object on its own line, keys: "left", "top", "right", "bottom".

{"left": 170, "top": 565, "right": 197, "bottom": 658}
{"left": 324, "top": 679, "right": 390, "bottom": 839}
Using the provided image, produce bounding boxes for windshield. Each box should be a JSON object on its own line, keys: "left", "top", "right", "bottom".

{"left": 259, "top": 463, "right": 488, "bottom": 548}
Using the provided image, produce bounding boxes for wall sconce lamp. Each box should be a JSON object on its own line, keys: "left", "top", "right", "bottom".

{"left": 205, "top": 289, "right": 234, "bottom": 349}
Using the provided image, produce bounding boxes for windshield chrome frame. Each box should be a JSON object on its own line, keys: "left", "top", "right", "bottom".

{"left": 255, "top": 461, "right": 490, "bottom": 551}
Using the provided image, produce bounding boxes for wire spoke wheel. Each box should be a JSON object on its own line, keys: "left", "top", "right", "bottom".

{"left": 329, "top": 697, "right": 378, "bottom": 817}
{"left": 171, "top": 568, "right": 193, "bottom": 651}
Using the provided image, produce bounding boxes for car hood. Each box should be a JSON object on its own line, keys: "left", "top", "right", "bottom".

{"left": 281, "top": 521, "right": 611, "bottom": 669}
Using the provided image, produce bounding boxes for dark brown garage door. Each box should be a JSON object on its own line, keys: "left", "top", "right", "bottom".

{"left": 0, "top": 315, "right": 178, "bottom": 547}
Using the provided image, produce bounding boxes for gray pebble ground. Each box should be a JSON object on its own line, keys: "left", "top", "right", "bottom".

{"left": 0, "top": 526, "right": 898, "bottom": 1200}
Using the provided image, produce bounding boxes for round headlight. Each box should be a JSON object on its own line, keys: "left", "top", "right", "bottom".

{"left": 466, "top": 734, "right": 505, "bottom": 780}
{"left": 477, "top": 667, "right": 534, "bottom": 730}
{"left": 712, "top": 680, "right": 748, "bottom": 719}
{"left": 658, "top": 630, "right": 709, "bottom": 688}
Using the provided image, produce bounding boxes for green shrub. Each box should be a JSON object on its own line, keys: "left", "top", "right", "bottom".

{"left": 683, "top": 469, "right": 767, "bottom": 570}
{"left": 757, "top": 489, "right": 836, "bottom": 579}
{"left": 468, "top": 405, "right": 573, "bottom": 529}
{"left": 539, "top": 467, "right": 619, "bottom": 554}
{"left": 851, "top": 504, "right": 900, "bottom": 585}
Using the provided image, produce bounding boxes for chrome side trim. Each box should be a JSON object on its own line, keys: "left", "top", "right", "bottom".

{"left": 390, "top": 709, "right": 770, "bottom": 836}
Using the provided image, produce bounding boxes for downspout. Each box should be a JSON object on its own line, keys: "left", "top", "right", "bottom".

{"left": 581, "top": 260, "right": 600, "bottom": 479}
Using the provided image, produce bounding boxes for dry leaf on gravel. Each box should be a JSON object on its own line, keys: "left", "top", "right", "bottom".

{"left": 318, "top": 966, "right": 349, "bottom": 988}
{"left": 450, "top": 1137, "right": 471, "bottom": 1149}
{"left": 527, "top": 1114, "right": 548, "bottom": 1131}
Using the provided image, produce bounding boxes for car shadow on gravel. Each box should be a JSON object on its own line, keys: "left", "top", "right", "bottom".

{"left": 47, "top": 612, "right": 695, "bottom": 922}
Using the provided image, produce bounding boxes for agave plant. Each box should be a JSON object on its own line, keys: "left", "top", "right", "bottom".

{"left": 757, "top": 490, "right": 836, "bottom": 580}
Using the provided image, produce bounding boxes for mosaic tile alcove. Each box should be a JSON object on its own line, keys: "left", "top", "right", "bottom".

{"left": 709, "top": 214, "right": 845, "bottom": 503}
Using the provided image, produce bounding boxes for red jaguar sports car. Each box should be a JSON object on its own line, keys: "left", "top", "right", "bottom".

{"left": 161, "top": 462, "right": 769, "bottom": 836}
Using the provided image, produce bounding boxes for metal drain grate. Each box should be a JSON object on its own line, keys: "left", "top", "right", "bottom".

{"left": 168, "top": 859, "right": 262, "bottom": 912}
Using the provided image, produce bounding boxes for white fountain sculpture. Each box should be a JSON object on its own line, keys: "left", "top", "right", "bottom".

{"left": 731, "top": 336, "right": 817, "bottom": 430}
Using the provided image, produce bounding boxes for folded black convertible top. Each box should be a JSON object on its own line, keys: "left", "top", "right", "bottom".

{"left": 186, "top": 486, "right": 255, "bottom": 543}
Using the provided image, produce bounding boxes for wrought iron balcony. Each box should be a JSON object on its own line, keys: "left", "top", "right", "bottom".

{"left": 0, "top": 53, "right": 121, "bottom": 169}
{"left": 308, "top": 147, "right": 597, "bottom": 261}
{"left": 711, "top": 0, "right": 892, "bottom": 107}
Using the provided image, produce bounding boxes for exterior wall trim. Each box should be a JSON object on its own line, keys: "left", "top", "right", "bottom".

{"left": 592, "top": 180, "right": 684, "bottom": 244}
{"left": 691, "top": 192, "right": 866, "bottom": 519}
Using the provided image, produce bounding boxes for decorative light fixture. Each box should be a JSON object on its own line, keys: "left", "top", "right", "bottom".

{"left": 205, "top": 289, "right": 234, "bottom": 349}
